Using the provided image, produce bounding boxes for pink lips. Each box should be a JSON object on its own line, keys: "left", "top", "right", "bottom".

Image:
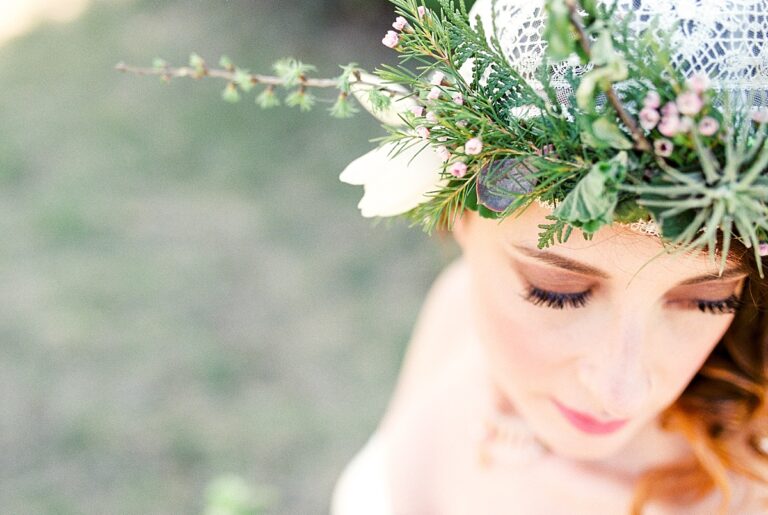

{"left": 553, "top": 399, "right": 628, "bottom": 435}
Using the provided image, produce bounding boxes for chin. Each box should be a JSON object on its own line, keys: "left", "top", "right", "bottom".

{"left": 523, "top": 406, "right": 644, "bottom": 462}
{"left": 538, "top": 429, "right": 634, "bottom": 461}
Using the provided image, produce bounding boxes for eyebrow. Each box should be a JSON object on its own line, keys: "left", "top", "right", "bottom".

{"left": 512, "top": 245, "right": 750, "bottom": 284}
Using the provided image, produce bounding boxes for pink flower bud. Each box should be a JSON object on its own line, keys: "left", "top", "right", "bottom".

{"left": 698, "top": 116, "right": 719, "bottom": 136}
{"left": 392, "top": 16, "right": 409, "bottom": 31}
{"left": 661, "top": 101, "right": 678, "bottom": 117}
{"left": 465, "top": 137, "right": 483, "bottom": 155}
{"left": 436, "top": 146, "right": 451, "bottom": 162}
{"left": 426, "top": 111, "right": 438, "bottom": 123}
{"left": 427, "top": 87, "right": 441, "bottom": 101}
{"left": 639, "top": 107, "right": 660, "bottom": 131}
{"left": 752, "top": 110, "right": 768, "bottom": 124}
{"left": 676, "top": 91, "right": 703, "bottom": 116}
{"left": 686, "top": 74, "right": 709, "bottom": 94}
{"left": 759, "top": 242, "right": 768, "bottom": 257}
{"left": 657, "top": 115, "right": 681, "bottom": 137}
{"left": 449, "top": 161, "right": 468, "bottom": 178}
{"left": 416, "top": 126, "right": 430, "bottom": 139}
{"left": 653, "top": 138, "right": 674, "bottom": 157}
{"left": 382, "top": 30, "right": 399, "bottom": 49}
{"left": 417, "top": 6, "right": 427, "bottom": 18}
{"left": 453, "top": 94, "right": 464, "bottom": 105}
{"left": 430, "top": 71, "right": 445, "bottom": 86}
{"left": 410, "top": 106, "right": 425, "bottom": 117}
{"left": 643, "top": 90, "right": 661, "bottom": 109}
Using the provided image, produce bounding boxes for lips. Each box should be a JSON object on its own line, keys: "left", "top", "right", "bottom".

{"left": 553, "top": 399, "right": 628, "bottom": 435}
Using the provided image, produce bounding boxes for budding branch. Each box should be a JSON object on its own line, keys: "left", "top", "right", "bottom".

{"left": 115, "top": 62, "right": 392, "bottom": 92}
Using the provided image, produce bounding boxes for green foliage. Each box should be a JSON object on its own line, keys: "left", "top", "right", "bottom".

{"left": 285, "top": 89, "right": 316, "bottom": 111}
{"left": 256, "top": 86, "right": 280, "bottom": 108}
{"left": 234, "top": 68, "right": 254, "bottom": 92}
{"left": 336, "top": 63, "right": 359, "bottom": 94}
{"left": 329, "top": 93, "right": 359, "bottom": 119}
{"left": 221, "top": 82, "right": 241, "bottom": 103}
{"left": 273, "top": 58, "right": 316, "bottom": 88}
{"left": 204, "top": 475, "right": 278, "bottom": 515}
{"left": 553, "top": 152, "right": 628, "bottom": 233}
{"left": 189, "top": 52, "right": 206, "bottom": 78}
{"left": 366, "top": 89, "right": 392, "bottom": 113}
{"left": 124, "top": 0, "right": 768, "bottom": 268}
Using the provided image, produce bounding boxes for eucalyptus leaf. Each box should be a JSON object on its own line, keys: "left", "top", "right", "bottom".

{"left": 476, "top": 158, "right": 537, "bottom": 213}
{"left": 591, "top": 118, "right": 633, "bottom": 149}
{"left": 576, "top": 60, "right": 627, "bottom": 112}
{"left": 553, "top": 153, "right": 628, "bottom": 233}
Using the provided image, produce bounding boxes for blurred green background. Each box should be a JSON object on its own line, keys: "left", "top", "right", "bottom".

{"left": 0, "top": 0, "right": 478, "bottom": 513}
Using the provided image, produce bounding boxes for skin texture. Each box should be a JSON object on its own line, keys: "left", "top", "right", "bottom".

{"left": 451, "top": 205, "right": 745, "bottom": 463}
{"left": 380, "top": 204, "right": 753, "bottom": 513}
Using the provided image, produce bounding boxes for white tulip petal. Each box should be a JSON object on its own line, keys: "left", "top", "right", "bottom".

{"left": 340, "top": 141, "right": 446, "bottom": 218}
{"left": 349, "top": 72, "right": 419, "bottom": 127}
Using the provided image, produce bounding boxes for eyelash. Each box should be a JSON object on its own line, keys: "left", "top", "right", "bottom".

{"left": 524, "top": 286, "right": 592, "bottom": 310}
{"left": 524, "top": 286, "right": 743, "bottom": 315}
{"left": 696, "top": 295, "right": 743, "bottom": 315}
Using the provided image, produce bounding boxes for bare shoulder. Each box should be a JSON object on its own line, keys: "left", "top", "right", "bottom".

{"left": 379, "top": 257, "right": 473, "bottom": 434}
{"left": 374, "top": 258, "right": 481, "bottom": 513}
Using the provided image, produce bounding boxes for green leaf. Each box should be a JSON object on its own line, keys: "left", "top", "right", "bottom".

{"left": 336, "top": 63, "right": 359, "bottom": 95}
{"left": 366, "top": 89, "right": 392, "bottom": 113}
{"left": 152, "top": 57, "right": 168, "bottom": 70}
{"left": 221, "top": 82, "right": 241, "bottom": 103}
{"left": 552, "top": 152, "right": 628, "bottom": 233}
{"left": 234, "top": 68, "right": 254, "bottom": 92}
{"left": 189, "top": 52, "right": 206, "bottom": 78}
{"left": 614, "top": 198, "right": 648, "bottom": 223}
{"left": 256, "top": 87, "right": 280, "bottom": 109}
{"left": 285, "top": 89, "right": 315, "bottom": 112}
{"left": 218, "top": 55, "right": 234, "bottom": 70}
{"left": 590, "top": 118, "right": 633, "bottom": 149}
{"left": 273, "top": 58, "right": 316, "bottom": 88}
{"left": 543, "top": 0, "right": 577, "bottom": 60}
{"left": 329, "top": 94, "right": 359, "bottom": 119}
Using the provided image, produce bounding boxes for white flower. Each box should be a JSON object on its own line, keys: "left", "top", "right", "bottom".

{"left": 349, "top": 71, "right": 419, "bottom": 127}
{"left": 339, "top": 141, "right": 447, "bottom": 217}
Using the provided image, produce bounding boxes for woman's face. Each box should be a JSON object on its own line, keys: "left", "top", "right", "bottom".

{"left": 454, "top": 205, "right": 748, "bottom": 461}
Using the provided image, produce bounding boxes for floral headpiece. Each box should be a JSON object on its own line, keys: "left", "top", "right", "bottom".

{"left": 119, "top": 0, "right": 768, "bottom": 274}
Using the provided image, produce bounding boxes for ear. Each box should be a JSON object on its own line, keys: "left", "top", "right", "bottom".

{"left": 451, "top": 209, "right": 474, "bottom": 252}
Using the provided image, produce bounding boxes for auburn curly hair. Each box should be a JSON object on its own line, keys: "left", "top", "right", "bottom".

{"left": 632, "top": 246, "right": 768, "bottom": 513}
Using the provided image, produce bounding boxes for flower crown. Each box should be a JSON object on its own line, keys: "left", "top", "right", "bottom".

{"left": 119, "top": 0, "right": 768, "bottom": 275}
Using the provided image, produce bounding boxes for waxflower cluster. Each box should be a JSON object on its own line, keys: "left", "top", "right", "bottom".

{"left": 382, "top": 5, "right": 426, "bottom": 48}
{"left": 637, "top": 75, "right": 723, "bottom": 159}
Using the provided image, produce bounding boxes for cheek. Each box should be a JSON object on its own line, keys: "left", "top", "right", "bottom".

{"left": 468, "top": 258, "right": 572, "bottom": 392}
{"left": 651, "top": 314, "right": 734, "bottom": 400}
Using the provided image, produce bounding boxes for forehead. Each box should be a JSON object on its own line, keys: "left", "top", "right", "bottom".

{"left": 489, "top": 204, "right": 740, "bottom": 283}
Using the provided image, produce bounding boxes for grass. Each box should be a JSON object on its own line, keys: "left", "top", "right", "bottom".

{"left": 0, "top": 0, "right": 458, "bottom": 513}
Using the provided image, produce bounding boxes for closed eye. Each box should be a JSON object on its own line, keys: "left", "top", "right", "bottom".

{"left": 692, "top": 295, "right": 743, "bottom": 315}
{"left": 524, "top": 286, "right": 593, "bottom": 310}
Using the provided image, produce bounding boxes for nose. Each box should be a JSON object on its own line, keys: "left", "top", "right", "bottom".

{"left": 577, "top": 322, "right": 653, "bottom": 419}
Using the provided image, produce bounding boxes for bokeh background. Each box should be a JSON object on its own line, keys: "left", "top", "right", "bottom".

{"left": 0, "top": 0, "right": 478, "bottom": 513}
